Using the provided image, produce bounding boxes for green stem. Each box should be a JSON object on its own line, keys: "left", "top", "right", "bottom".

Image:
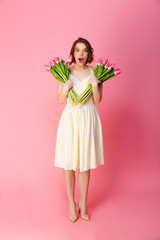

{"left": 53, "top": 65, "right": 67, "bottom": 81}
{"left": 79, "top": 87, "right": 92, "bottom": 101}
{"left": 77, "top": 83, "right": 92, "bottom": 101}
{"left": 78, "top": 89, "right": 93, "bottom": 107}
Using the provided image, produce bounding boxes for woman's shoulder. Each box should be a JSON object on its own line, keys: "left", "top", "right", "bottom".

{"left": 89, "top": 65, "right": 94, "bottom": 74}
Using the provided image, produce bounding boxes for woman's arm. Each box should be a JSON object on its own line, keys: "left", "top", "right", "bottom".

{"left": 57, "top": 80, "right": 73, "bottom": 104}
{"left": 89, "top": 72, "right": 103, "bottom": 104}
{"left": 89, "top": 66, "right": 103, "bottom": 104}
{"left": 57, "top": 82, "right": 68, "bottom": 104}
{"left": 92, "top": 83, "right": 103, "bottom": 104}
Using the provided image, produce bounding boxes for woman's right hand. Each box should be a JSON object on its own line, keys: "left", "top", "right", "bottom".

{"left": 64, "top": 80, "right": 73, "bottom": 92}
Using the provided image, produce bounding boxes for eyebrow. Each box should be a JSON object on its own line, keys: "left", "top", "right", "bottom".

{"left": 75, "top": 47, "right": 88, "bottom": 50}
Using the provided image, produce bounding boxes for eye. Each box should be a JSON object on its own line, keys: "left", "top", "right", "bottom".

{"left": 84, "top": 50, "right": 88, "bottom": 52}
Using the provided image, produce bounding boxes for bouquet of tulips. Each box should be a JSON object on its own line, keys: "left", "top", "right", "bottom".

{"left": 44, "top": 55, "right": 78, "bottom": 106}
{"left": 44, "top": 56, "right": 121, "bottom": 108}
{"left": 77, "top": 58, "right": 121, "bottom": 107}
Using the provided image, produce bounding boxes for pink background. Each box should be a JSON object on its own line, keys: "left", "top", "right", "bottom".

{"left": 0, "top": 0, "right": 160, "bottom": 239}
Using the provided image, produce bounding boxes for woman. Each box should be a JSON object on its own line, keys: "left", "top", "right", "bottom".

{"left": 54, "top": 37, "right": 104, "bottom": 222}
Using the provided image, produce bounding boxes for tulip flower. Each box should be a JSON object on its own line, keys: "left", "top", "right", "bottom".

{"left": 68, "top": 55, "right": 73, "bottom": 63}
{"left": 115, "top": 69, "right": 121, "bottom": 75}
{"left": 43, "top": 65, "right": 50, "bottom": 71}
{"left": 54, "top": 57, "right": 61, "bottom": 63}
{"left": 49, "top": 60, "right": 55, "bottom": 68}
{"left": 96, "top": 58, "right": 103, "bottom": 65}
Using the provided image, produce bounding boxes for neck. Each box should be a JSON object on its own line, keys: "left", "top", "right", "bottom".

{"left": 73, "top": 64, "right": 88, "bottom": 71}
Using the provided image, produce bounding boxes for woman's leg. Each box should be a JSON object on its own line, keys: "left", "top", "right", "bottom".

{"left": 63, "top": 169, "right": 77, "bottom": 216}
{"left": 78, "top": 169, "right": 90, "bottom": 215}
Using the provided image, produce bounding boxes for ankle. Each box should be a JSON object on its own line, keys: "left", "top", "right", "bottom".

{"left": 79, "top": 199, "right": 87, "bottom": 205}
{"left": 69, "top": 200, "right": 76, "bottom": 206}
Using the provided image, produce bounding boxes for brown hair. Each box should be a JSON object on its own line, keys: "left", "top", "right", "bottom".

{"left": 70, "top": 37, "right": 94, "bottom": 64}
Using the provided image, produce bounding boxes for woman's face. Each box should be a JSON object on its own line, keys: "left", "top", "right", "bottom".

{"left": 73, "top": 43, "right": 89, "bottom": 66}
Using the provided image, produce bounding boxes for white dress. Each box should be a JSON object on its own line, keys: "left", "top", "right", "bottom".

{"left": 54, "top": 73, "right": 104, "bottom": 172}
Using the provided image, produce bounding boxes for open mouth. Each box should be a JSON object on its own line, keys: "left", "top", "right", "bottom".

{"left": 78, "top": 58, "right": 84, "bottom": 62}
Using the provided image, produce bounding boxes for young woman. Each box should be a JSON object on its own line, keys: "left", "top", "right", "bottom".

{"left": 54, "top": 37, "right": 104, "bottom": 222}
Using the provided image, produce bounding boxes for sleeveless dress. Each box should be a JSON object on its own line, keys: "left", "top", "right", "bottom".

{"left": 54, "top": 73, "right": 104, "bottom": 172}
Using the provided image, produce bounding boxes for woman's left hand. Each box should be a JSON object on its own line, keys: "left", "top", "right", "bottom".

{"left": 89, "top": 74, "right": 101, "bottom": 87}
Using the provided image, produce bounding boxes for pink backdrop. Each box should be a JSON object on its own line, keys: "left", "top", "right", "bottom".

{"left": 0, "top": 0, "right": 160, "bottom": 239}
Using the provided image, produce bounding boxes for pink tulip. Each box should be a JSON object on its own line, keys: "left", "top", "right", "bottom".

{"left": 54, "top": 57, "right": 61, "bottom": 63}
{"left": 97, "top": 58, "right": 103, "bottom": 65}
{"left": 62, "top": 59, "right": 66, "bottom": 64}
{"left": 104, "top": 61, "right": 111, "bottom": 69}
{"left": 43, "top": 65, "right": 50, "bottom": 71}
{"left": 69, "top": 61, "right": 74, "bottom": 67}
{"left": 104, "top": 59, "right": 108, "bottom": 64}
{"left": 68, "top": 55, "right": 73, "bottom": 63}
{"left": 114, "top": 69, "right": 121, "bottom": 75}
{"left": 49, "top": 60, "right": 55, "bottom": 67}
